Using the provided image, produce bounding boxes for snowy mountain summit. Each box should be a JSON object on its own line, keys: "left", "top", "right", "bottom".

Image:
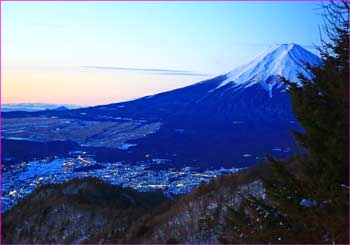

{"left": 214, "top": 43, "right": 321, "bottom": 97}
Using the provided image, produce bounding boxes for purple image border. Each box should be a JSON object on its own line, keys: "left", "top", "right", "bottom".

{"left": 0, "top": 0, "right": 349, "bottom": 245}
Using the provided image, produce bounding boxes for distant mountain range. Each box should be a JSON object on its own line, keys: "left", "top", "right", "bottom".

{"left": 1, "top": 103, "right": 82, "bottom": 112}
{"left": 2, "top": 44, "right": 321, "bottom": 168}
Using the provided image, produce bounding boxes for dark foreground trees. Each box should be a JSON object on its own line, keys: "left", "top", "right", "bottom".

{"left": 222, "top": 1, "right": 349, "bottom": 243}
{"left": 285, "top": 0, "right": 349, "bottom": 193}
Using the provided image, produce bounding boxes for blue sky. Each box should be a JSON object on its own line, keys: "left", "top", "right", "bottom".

{"left": 3, "top": 1, "right": 323, "bottom": 105}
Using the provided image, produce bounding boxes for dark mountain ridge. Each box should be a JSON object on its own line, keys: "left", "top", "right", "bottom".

{"left": 2, "top": 177, "right": 167, "bottom": 244}
{"left": 2, "top": 165, "right": 267, "bottom": 244}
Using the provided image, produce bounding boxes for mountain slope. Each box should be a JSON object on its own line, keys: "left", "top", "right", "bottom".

{"left": 2, "top": 44, "right": 321, "bottom": 168}
{"left": 3, "top": 43, "right": 320, "bottom": 123}
{"left": 84, "top": 43, "right": 321, "bottom": 123}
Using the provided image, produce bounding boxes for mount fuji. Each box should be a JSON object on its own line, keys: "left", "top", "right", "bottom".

{"left": 85, "top": 43, "right": 321, "bottom": 124}
{"left": 3, "top": 43, "right": 322, "bottom": 168}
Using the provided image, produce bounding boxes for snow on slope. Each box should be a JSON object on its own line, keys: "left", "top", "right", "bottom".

{"left": 213, "top": 43, "right": 322, "bottom": 96}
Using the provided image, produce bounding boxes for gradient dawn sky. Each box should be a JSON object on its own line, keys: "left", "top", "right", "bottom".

{"left": 3, "top": 1, "right": 323, "bottom": 106}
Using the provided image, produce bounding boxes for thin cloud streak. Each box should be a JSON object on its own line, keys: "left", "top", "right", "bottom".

{"left": 82, "top": 66, "right": 209, "bottom": 77}
{"left": 82, "top": 66, "right": 190, "bottom": 73}
{"left": 153, "top": 72, "right": 210, "bottom": 77}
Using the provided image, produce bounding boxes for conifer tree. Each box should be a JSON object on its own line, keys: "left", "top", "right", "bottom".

{"left": 222, "top": 1, "right": 349, "bottom": 243}
{"left": 282, "top": 0, "right": 349, "bottom": 192}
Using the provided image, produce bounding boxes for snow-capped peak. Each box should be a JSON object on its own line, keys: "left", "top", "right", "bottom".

{"left": 213, "top": 43, "right": 322, "bottom": 95}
